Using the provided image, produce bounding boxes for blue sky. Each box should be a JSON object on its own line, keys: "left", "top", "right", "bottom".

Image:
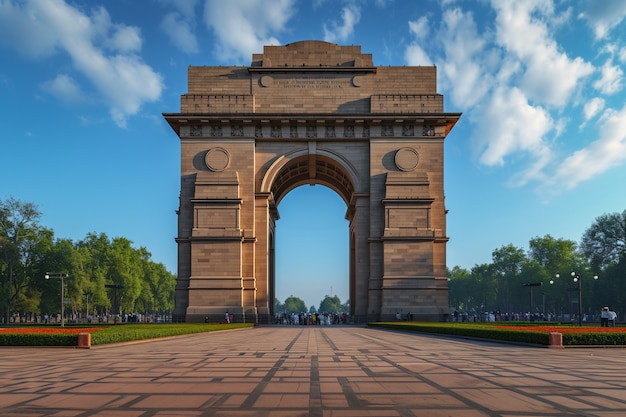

{"left": 1, "top": 0, "right": 625, "bottom": 310}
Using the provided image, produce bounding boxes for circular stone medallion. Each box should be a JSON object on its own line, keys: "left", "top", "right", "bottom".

{"left": 395, "top": 147, "right": 420, "bottom": 171}
{"left": 259, "top": 76, "right": 274, "bottom": 87}
{"left": 205, "top": 147, "right": 230, "bottom": 172}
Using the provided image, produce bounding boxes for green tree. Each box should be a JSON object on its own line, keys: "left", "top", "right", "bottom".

{"left": 75, "top": 233, "right": 115, "bottom": 314}
{"left": 528, "top": 235, "right": 582, "bottom": 273}
{"left": 527, "top": 235, "right": 587, "bottom": 317}
{"left": 37, "top": 237, "right": 76, "bottom": 319}
{"left": 517, "top": 259, "right": 546, "bottom": 314}
{"left": 135, "top": 260, "right": 176, "bottom": 316}
{"left": 447, "top": 266, "right": 473, "bottom": 313}
{"left": 580, "top": 210, "right": 626, "bottom": 270}
{"left": 274, "top": 297, "right": 284, "bottom": 313}
{"left": 0, "top": 197, "right": 46, "bottom": 323}
{"left": 151, "top": 262, "right": 176, "bottom": 313}
{"left": 106, "top": 237, "right": 143, "bottom": 314}
{"left": 283, "top": 295, "right": 306, "bottom": 313}
{"left": 491, "top": 244, "right": 527, "bottom": 313}
{"left": 318, "top": 295, "right": 342, "bottom": 313}
{"left": 471, "top": 263, "right": 497, "bottom": 313}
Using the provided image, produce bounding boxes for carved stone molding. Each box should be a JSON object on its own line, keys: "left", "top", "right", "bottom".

{"left": 190, "top": 125, "right": 202, "bottom": 137}
{"left": 231, "top": 125, "right": 243, "bottom": 137}
{"left": 271, "top": 125, "right": 282, "bottom": 138}
{"left": 210, "top": 125, "right": 222, "bottom": 137}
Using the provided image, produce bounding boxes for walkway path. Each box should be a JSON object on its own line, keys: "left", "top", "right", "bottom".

{"left": 1, "top": 326, "right": 626, "bottom": 416}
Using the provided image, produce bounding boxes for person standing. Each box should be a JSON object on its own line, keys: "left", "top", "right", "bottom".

{"left": 225, "top": 311, "right": 230, "bottom": 323}
{"left": 608, "top": 308, "right": 617, "bottom": 327}
{"left": 601, "top": 307, "right": 609, "bottom": 327}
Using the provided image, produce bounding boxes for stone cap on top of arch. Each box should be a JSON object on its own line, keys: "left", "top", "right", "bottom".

{"left": 260, "top": 147, "right": 360, "bottom": 207}
{"left": 250, "top": 40, "right": 374, "bottom": 70}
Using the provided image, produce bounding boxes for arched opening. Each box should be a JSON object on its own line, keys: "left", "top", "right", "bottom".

{"left": 274, "top": 185, "right": 349, "bottom": 313}
{"left": 264, "top": 153, "right": 357, "bottom": 320}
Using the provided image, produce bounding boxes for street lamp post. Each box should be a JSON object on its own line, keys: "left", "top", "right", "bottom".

{"left": 45, "top": 272, "right": 69, "bottom": 327}
{"left": 84, "top": 292, "right": 91, "bottom": 323}
{"left": 522, "top": 282, "right": 543, "bottom": 320}
{"left": 105, "top": 284, "right": 124, "bottom": 324}
{"left": 571, "top": 271, "right": 599, "bottom": 326}
{"left": 550, "top": 274, "right": 559, "bottom": 321}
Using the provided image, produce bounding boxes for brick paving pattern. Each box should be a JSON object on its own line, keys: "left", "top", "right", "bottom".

{"left": 0, "top": 326, "right": 625, "bottom": 416}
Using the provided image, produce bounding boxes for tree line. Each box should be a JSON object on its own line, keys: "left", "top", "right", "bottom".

{"left": 448, "top": 210, "right": 626, "bottom": 321}
{"left": 275, "top": 294, "right": 349, "bottom": 315}
{"left": 0, "top": 197, "right": 176, "bottom": 323}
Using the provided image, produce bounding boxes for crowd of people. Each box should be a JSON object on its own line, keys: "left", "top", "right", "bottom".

{"left": 276, "top": 311, "right": 348, "bottom": 325}
{"left": 451, "top": 308, "right": 619, "bottom": 325}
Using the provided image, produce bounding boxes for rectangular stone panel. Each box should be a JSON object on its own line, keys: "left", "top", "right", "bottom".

{"left": 386, "top": 207, "right": 429, "bottom": 229}
{"left": 195, "top": 207, "right": 239, "bottom": 229}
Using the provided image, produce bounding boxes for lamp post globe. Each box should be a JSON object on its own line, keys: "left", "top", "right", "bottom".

{"left": 45, "top": 272, "right": 68, "bottom": 327}
{"left": 570, "top": 271, "right": 599, "bottom": 327}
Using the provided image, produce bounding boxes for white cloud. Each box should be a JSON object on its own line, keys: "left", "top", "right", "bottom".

{"left": 593, "top": 59, "right": 624, "bottom": 94}
{"left": 107, "top": 24, "right": 142, "bottom": 53}
{"left": 472, "top": 86, "right": 552, "bottom": 173}
{"left": 90, "top": 7, "right": 142, "bottom": 53}
{"left": 437, "top": 7, "right": 493, "bottom": 109}
{"left": 492, "top": 1, "right": 594, "bottom": 107}
{"left": 408, "top": 16, "right": 429, "bottom": 39}
{"left": 0, "top": 0, "right": 163, "bottom": 128}
{"left": 583, "top": 98, "right": 605, "bottom": 121}
{"left": 0, "top": 0, "right": 58, "bottom": 58}
{"left": 323, "top": 2, "right": 361, "bottom": 43}
{"left": 158, "top": 0, "right": 200, "bottom": 54}
{"left": 41, "top": 74, "right": 84, "bottom": 103}
{"left": 401, "top": 1, "right": 624, "bottom": 192}
{"left": 203, "top": 0, "right": 295, "bottom": 63}
{"left": 161, "top": 12, "right": 199, "bottom": 54}
{"left": 405, "top": 17, "right": 432, "bottom": 65}
{"left": 552, "top": 105, "right": 626, "bottom": 189}
{"left": 579, "top": 0, "right": 626, "bottom": 40}
{"left": 404, "top": 44, "right": 432, "bottom": 66}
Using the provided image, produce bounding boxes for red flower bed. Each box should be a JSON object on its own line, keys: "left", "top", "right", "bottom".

{"left": 496, "top": 325, "right": 626, "bottom": 334}
{"left": 0, "top": 327, "right": 105, "bottom": 334}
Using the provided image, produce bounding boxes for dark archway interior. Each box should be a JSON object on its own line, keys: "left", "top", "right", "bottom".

{"left": 270, "top": 155, "right": 354, "bottom": 208}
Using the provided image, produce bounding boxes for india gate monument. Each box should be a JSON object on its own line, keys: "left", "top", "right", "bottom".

{"left": 164, "top": 41, "right": 461, "bottom": 323}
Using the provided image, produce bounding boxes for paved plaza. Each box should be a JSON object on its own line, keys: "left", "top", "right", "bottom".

{"left": 1, "top": 326, "right": 626, "bottom": 416}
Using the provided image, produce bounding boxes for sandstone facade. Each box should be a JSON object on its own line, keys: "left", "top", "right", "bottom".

{"left": 164, "top": 41, "right": 461, "bottom": 323}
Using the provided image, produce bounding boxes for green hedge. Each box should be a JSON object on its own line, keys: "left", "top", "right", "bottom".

{"left": 368, "top": 322, "right": 549, "bottom": 345}
{"left": 0, "top": 323, "right": 254, "bottom": 347}
{"left": 562, "top": 332, "right": 626, "bottom": 345}
{"left": 0, "top": 333, "right": 76, "bottom": 346}
{"left": 368, "top": 322, "right": 626, "bottom": 346}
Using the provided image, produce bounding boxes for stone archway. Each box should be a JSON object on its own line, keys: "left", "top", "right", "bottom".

{"left": 164, "top": 41, "right": 461, "bottom": 323}
{"left": 260, "top": 151, "right": 358, "bottom": 317}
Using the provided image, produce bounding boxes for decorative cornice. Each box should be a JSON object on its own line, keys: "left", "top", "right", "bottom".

{"left": 163, "top": 113, "right": 461, "bottom": 138}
